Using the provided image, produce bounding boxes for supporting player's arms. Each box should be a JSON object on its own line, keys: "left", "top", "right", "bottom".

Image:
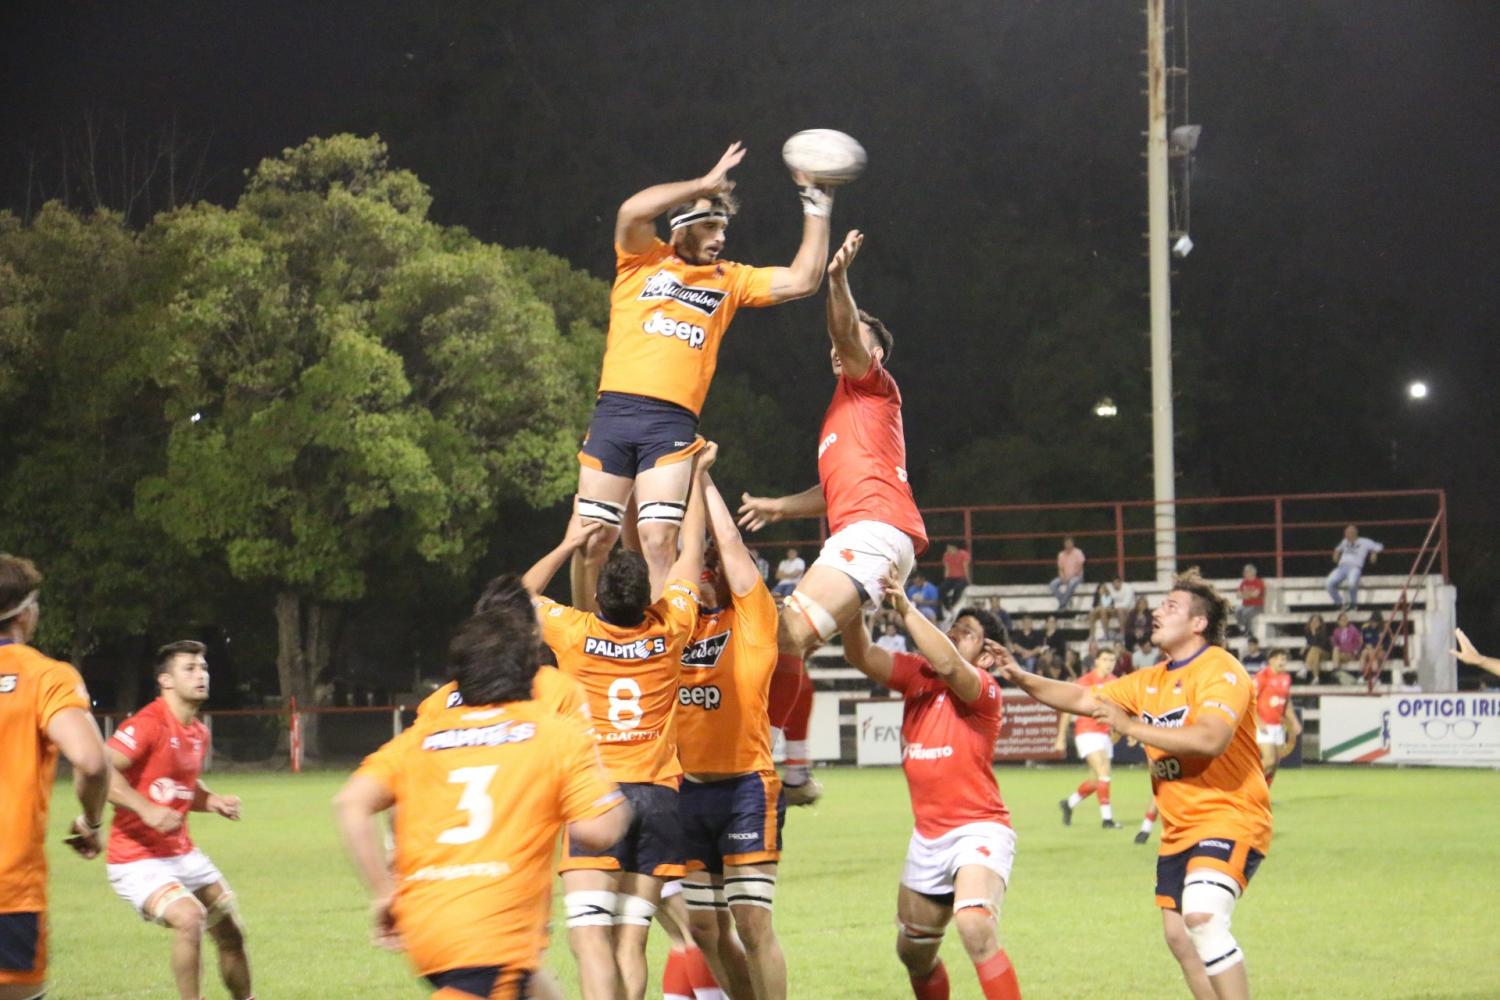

{"left": 701, "top": 465, "right": 762, "bottom": 598}
{"left": 737, "top": 485, "right": 827, "bottom": 532}
{"left": 47, "top": 707, "right": 109, "bottom": 857}
{"left": 825, "top": 229, "right": 873, "bottom": 378}
{"left": 886, "top": 576, "right": 983, "bottom": 703}
{"left": 331, "top": 774, "right": 401, "bottom": 951}
{"left": 993, "top": 656, "right": 1099, "bottom": 716}
{"left": 615, "top": 142, "right": 745, "bottom": 254}
{"left": 105, "top": 746, "right": 183, "bottom": 834}
{"left": 1092, "top": 700, "right": 1234, "bottom": 757}
{"left": 522, "top": 519, "right": 607, "bottom": 612}
{"left": 766, "top": 198, "right": 832, "bottom": 303}
{"left": 566, "top": 801, "right": 631, "bottom": 855}
{"left": 840, "top": 614, "right": 896, "bottom": 687}
{"left": 665, "top": 453, "right": 709, "bottom": 584}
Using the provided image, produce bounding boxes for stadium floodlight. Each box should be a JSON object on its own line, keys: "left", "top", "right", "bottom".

{"left": 191, "top": 412, "right": 203, "bottom": 423}
{"left": 1408, "top": 381, "right": 1429, "bottom": 400}
{"left": 1170, "top": 124, "right": 1202, "bottom": 155}
{"left": 1094, "top": 397, "right": 1119, "bottom": 418}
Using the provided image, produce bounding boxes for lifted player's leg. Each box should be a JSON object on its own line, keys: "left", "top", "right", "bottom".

{"left": 632, "top": 444, "right": 703, "bottom": 600}
{"left": 682, "top": 878, "right": 752, "bottom": 999}
{"left": 614, "top": 872, "right": 666, "bottom": 1000}
{"left": 723, "top": 862, "right": 787, "bottom": 1000}
{"left": 573, "top": 463, "right": 633, "bottom": 614}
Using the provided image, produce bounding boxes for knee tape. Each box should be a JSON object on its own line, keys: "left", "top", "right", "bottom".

{"left": 204, "top": 889, "right": 244, "bottom": 935}
{"left": 636, "top": 500, "right": 687, "bottom": 525}
{"left": 724, "top": 873, "right": 776, "bottom": 911}
{"left": 146, "top": 882, "right": 200, "bottom": 926}
{"left": 1182, "top": 870, "right": 1242, "bottom": 975}
{"left": 577, "top": 498, "right": 625, "bottom": 527}
{"left": 682, "top": 880, "right": 727, "bottom": 911}
{"left": 784, "top": 590, "right": 838, "bottom": 643}
{"left": 660, "top": 878, "right": 683, "bottom": 900}
{"left": 613, "top": 892, "right": 658, "bottom": 927}
{"left": 953, "top": 897, "right": 999, "bottom": 922}
{"left": 564, "top": 890, "right": 617, "bottom": 929}
{"left": 896, "top": 917, "right": 946, "bottom": 945}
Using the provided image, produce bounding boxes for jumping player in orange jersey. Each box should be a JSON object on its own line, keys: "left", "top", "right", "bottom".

{"left": 843, "top": 575, "right": 1021, "bottom": 1000}
{"left": 572, "top": 142, "right": 832, "bottom": 608}
{"left": 104, "top": 641, "right": 254, "bottom": 1000}
{"left": 1055, "top": 648, "right": 1125, "bottom": 829}
{"left": 998, "top": 571, "right": 1271, "bottom": 1000}
{"left": 674, "top": 458, "right": 788, "bottom": 1000}
{"left": 1252, "top": 650, "right": 1301, "bottom": 785}
{"left": 524, "top": 468, "right": 708, "bottom": 1000}
{"left": 334, "top": 588, "right": 629, "bottom": 1000}
{"left": 0, "top": 554, "right": 110, "bottom": 1000}
{"left": 738, "top": 230, "right": 928, "bottom": 804}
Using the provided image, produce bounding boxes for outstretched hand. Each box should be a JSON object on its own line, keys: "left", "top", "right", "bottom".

{"left": 882, "top": 568, "right": 911, "bottom": 616}
{"left": 1451, "top": 627, "right": 1484, "bottom": 666}
{"left": 564, "top": 517, "right": 607, "bottom": 552}
{"left": 828, "top": 229, "right": 864, "bottom": 277}
{"left": 701, "top": 142, "right": 745, "bottom": 198}
{"left": 737, "top": 493, "right": 781, "bottom": 532}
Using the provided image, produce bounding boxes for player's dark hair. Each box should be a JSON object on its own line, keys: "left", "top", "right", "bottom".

{"left": 1170, "top": 569, "right": 1229, "bottom": 647}
{"left": 956, "top": 607, "right": 1004, "bottom": 646}
{"left": 597, "top": 549, "right": 650, "bottom": 627}
{"left": 859, "top": 310, "right": 894, "bottom": 365}
{"left": 473, "top": 573, "right": 530, "bottom": 616}
{"left": 155, "top": 639, "right": 206, "bottom": 674}
{"left": 0, "top": 554, "right": 42, "bottom": 625}
{"left": 448, "top": 606, "right": 540, "bottom": 707}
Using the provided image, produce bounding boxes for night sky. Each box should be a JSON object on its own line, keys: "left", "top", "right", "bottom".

{"left": 4, "top": 2, "right": 1498, "bottom": 635}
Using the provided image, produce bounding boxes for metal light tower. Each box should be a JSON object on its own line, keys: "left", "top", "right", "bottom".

{"left": 1146, "top": 0, "right": 1178, "bottom": 582}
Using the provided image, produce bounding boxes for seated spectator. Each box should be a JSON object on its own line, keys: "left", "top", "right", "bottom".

{"left": 1041, "top": 614, "right": 1069, "bottom": 672}
{"left": 875, "top": 621, "right": 910, "bottom": 654}
{"left": 1111, "top": 641, "right": 1134, "bottom": 676}
{"left": 748, "top": 545, "right": 771, "bottom": 584}
{"left": 1010, "top": 615, "right": 1047, "bottom": 670}
{"left": 1049, "top": 534, "right": 1086, "bottom": 611}
{"left": 1061, "top": 648, "right": 1082, "bottom": 680}
{"left": 939, "top": 543, "right": 972, "bottom": 612}
{"left": 1303, "top": 613, "right": 1332, "bottom": 683}
{"left": 905, "top": 572, "right": 941, "bottom": 622}
{"left": 1242, "top": 637, "right": 1268, "bottom": 672}
{"left": 773, "top": 547, "right": 805, "bottom": 597}
{"left": 1122, "top": 595, "right": 1151, "bottom": 641}
{"left": 1236, "top": 563, "right": 1266, "bottom": 634}
{"left": 1331, "top": 612, "right": 1363, "bottom": 683}
{"left": 1359, "top": 611, "right": 1394, "bottom": 680}
{"left": 1106, "top": 574, "right": 1136, "bottom": 613}
{"left": 1086, "top": 582, "right": 1118, "bottom": 637}
{"left": 1327, "top": 524, "right": 1383, "bottom": 610}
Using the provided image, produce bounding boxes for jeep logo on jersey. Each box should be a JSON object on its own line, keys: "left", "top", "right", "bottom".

{"left": 678, "top": 684, "right": 723, "bottom": 710}
{"left": 1141, "top": 706, "right": 1190, "bottom": 729}
{"left": 643, "top": 310, "right": 707, "bottom": 349}
{"left": 1151, "top": 756, "right": 1183, "bottom": 781}
{"left": 584, "top": 635, "right": 668, "bottom": 660}
{"left": 682, "top": 631, "right": 730, "bottom": 668}
{"left": 638, "top": 270, "right": 728, "bottom": 316}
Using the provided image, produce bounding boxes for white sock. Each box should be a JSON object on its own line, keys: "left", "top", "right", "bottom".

{"left": 1067, "top": 792, "right": 1084, "bottom": 808}
{"left": 694, "top": 989, "right": 725, "bottom": 1000}
{"left": 1140, "top": 817, "right": 1154, "bottom": 833}
{"left": 1100, "top": 804, "right": 1113, "bottom": 821}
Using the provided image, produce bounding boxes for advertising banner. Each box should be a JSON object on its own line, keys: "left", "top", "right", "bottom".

{"left": 994, "top": 692, "right": 1064, "bottom": 762}
{"left": 1321, "top": 693, "right": 1500, "bottom": 767}
{"left": 855, "top": 699, "right": 904, "bottom": 766}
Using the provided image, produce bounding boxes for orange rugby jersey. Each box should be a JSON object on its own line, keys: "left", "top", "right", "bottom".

{"left": 1097, "top": 645, "right": 1271, "bottom": 856}
{"left": 415, "top": 668, "right": 592, "bottom": 731}
{"left": 598, "top": 239, "right": 777, "bottom": 416}
{"left": 675, "top": 579, "right": 779, "bottom": 775}
{"left": 537, "top": 580, "right": 701, "bottom": 786}
{"left": 0, "top": 641, "right": 91, "bottom": 913}
{"left": 355, "top": 698, "right": 622, "bottom": 977}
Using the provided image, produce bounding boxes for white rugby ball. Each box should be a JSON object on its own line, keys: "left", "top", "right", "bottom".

{"left": 782, "top": 129, "right": 867, "bottom": 185}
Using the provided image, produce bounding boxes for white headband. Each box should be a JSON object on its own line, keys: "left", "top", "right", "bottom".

{"left": 670, "top": 208, "right": 729, "bottom": 230}
{"left": 0, "top": 590, "right": 37, "bottom": 621}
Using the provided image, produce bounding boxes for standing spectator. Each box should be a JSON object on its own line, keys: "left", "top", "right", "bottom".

{"left": 1010, "top": 615, "right": 1047, "bottom": 669}
{"left": 1241, "top": 637, "right": 1268, "bottom": 672}
{"left": 1302, "top": 613, "right": 1332, "bottom": 683}
{"left": 747, "top": 545, "right": 771, "bottom": 584}
{"left": 905, "top": 572, "right": 941, "bottom": 622}
{"left": 1331, "top": 612, "right": 1363, "bottom": 683}
{"left": 1049, "top": 535, "right": 1086, "bottom": 611}
{"left": 875, "top": 620, "right": 910, "bottom": 655}
{"left": 773, "top": 546, "right": 805, "bottom": 597}
{"left": 939, "top": 542, "right": 973, "bottom": 612}
{"left": 1042, "top": 614, "right": 1069, "bottom": 672}
{"left": 1327, "top": 524, "right": 1383, "bottom": 610}
{"left": 1236, "top": 563, "right": 1266, "bottom": 634}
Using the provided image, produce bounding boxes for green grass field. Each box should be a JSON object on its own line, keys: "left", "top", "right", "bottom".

{"left": 38, "top": 764, "right": 1500, "bottom": 999}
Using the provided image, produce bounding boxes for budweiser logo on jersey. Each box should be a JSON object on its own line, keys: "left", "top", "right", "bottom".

{"left": 678, "top": 684, "right": 722, "bottom": 710}
{"left": 1141, "top": 706, "right": 1189, "bottom": 729}
{"left": 642, "top": 310, "right": 707, "bottom": 349}
{"left": 148, "top": 777, "right": 193, "bottom": 804}
{"left": 584, "top": 635, "right": 668, "bottom": 660}
{"left": 638, "top": 270, "right": 728, "bottom": 316}
{"left": 903, "top": 742, "right": 954, "bottom": 761}
{"left": 421, "top": 721, "right": 538, "bottom": 750}
{"left": 682, "top": 631, "right": 730, "bottom": 668}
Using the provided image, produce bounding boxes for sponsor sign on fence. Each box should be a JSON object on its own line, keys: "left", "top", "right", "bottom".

{"left": 855, "top": 699, "right": 905, "bottom": 766}
{"left": 995, "top": 692, "right": 1064, "bottom": 762}
{"left": 1320, "top": 693, "right": 1500, "bottom": 767}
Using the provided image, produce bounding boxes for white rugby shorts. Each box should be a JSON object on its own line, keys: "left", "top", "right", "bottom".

{"left": 107, "top": 848, "right": 225, "bottom": 918}
{"left": 901, "top": 821, "right": 1016, "bottom": 897}
{"left": 1074, "top": 731, "right": 1114, "bottom": 760}
{"left": 1256, "top": 724, "right": 1286, "bottom": 747}
{"left": 810, "top": 520, "right": 916, "bottom": 609}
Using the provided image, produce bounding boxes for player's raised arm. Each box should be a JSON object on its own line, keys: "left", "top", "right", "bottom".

{"left": 825, "top": 229, "right": 874, "bottom": 379}
{"left": 737, "top": 485, "right": 827, "bottom": 532}
{"left": 995, "top": 656, "right": 1100, "bottom": 717}
{"left": 885, "top": 573, "right": 984, "bottom": 703}
{"left": 700, "top": 463, "right": 762, "bottom": 598}
{"left": 47, "top": 707, "right": 110, "bottom": 858}
{"left": 615, "top": 142, "right": 745, "bottom": 254}
{"left": 666, "top": 450, "right": 710, "bottom": 584}
{"left": 765, "top": 178, "right": 832, "bottom": 303}
{"left": 841, "top": 611, "right": 896, "bottom": 687}
{"left": 522, "top": 518, "right": 607, "bottom": 609}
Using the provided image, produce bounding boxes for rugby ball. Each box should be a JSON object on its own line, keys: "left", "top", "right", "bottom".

{"left": 782, "top": 129, "right": 867, "bottom": 185}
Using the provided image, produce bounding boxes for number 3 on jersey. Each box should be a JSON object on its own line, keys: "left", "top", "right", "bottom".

{"left": 608, "top": 678, "right": 643, "bottom": 731}
{"left": 438, "top": 765, "right": 498, "bottom": 845}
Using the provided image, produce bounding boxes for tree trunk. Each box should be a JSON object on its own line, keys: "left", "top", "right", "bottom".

{"left": 275, "top": 592, "right": 339, "bottom": 760}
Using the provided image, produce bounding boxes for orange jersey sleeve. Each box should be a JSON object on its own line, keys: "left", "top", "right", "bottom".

{"left": 354, "top": 700, "right": 622, "bottom": 977}
{"left": 418, "top": 671, "right": 592, "bottom": 732}
{"left": 0, "top": 645, "right": 90, "bottom": 913}
{"left": 598, "top": 239, "right": 776, "bottom": 415}
{"left": 676, "top": 579, "right": 779, "bottom": 774}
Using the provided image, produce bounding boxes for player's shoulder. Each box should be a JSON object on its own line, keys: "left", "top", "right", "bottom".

{"left": 615, "top": 237, "right": 672, "bottom": 267}
{"left": 2, "top": 642, "right": 73, "bottom": 678}
{"left": 1199, "top": 645, "right": 1250, "bottom": 679}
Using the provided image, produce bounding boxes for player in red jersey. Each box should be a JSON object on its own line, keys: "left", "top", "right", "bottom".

{"left": 105, "top": 641, "right": 253, "bottom": 1000}
{"left": 1252, "top": 650, "right": 1301, "bottom": 785}
{"left": 0, "top": 554, "right": 110, "bottom": 1000}
{"left": 843, "top": 578, "right": 1021, "bottom": 1000}
{"left": 739, "top": 230, "right": 927, "bottom": 804}
{"left": 1055, "top": 649, "right": 1125, "bottom": 829}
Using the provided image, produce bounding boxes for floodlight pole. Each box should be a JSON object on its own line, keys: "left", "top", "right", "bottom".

{"left": 1146, "top": 0, "right": 1178, "bottom": 583}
